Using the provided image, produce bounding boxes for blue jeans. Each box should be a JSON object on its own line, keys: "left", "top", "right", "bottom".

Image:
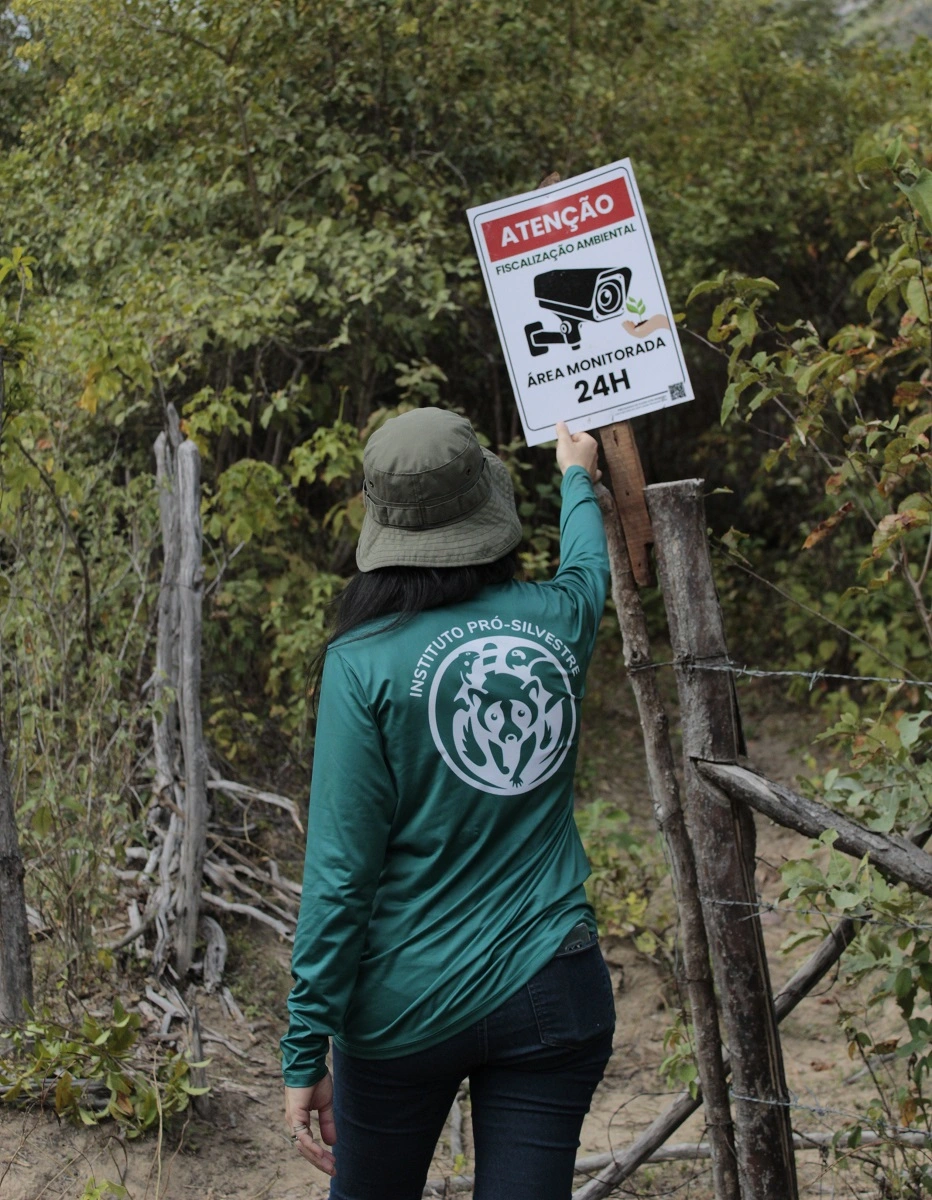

{"left": 329, "top": 939, "right": 615, "bottom": 1200}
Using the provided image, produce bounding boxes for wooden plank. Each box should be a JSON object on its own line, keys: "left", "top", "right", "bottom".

{"left": 646, "top": 479, "right": 799, "bottom": 1200}
{"left": 600, "top": 422, "right": 654, "bottom": 587}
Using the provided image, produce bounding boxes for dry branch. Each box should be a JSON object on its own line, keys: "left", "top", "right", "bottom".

{"left": 697, "top": 762, "right": 932, "bottom": 897}
{"left": 206, "top": 779, "right": 304, "bottom": 833}
{"left": 575, "top": 1130, "right": 932, "bottom": 1172}
{"left": 199, "top": 915, "right": 227, "bottom": 993}
{"left": 200, "top": 891, "right": 295, "bottom": 939}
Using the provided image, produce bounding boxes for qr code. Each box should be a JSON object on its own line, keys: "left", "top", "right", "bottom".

{"left": 668, "top": 382, "right": 686, "bottom": 400}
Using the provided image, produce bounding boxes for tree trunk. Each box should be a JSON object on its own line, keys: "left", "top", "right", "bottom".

{"left": 0, "top": 728, "right": 33, "bottom": 1025}
{"left": 152, "top": 431, "right": 180, "bottom": 798}
{"left": 0, "top": 349, "right": 34, "bottom": 1026}
{"left": 174, "top": 440, "right": 209, "bottom": 975}
{"left": 646, "top": 479, "right": 799, "bottom": 1200}
{"left": 595, "top": 483, "right": 739, "bottom": 1200}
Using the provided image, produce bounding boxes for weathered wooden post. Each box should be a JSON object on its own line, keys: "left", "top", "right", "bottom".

{"left": 0, "top": 348, "right": 33, "bottom": 1026}
{"left": 152, "top": 413, "right": 181, "bottom": 802}
{"left": 0, "top": 731, "right": 32, "bottom": 1025}
{"left": 645, "top": 479, "right": 799, "bottom": 1200}
{"left": 174, "top": 439, "right": 208, "bottom": 975}
{"left": 149, "top": 408, "right": 209, "bottom": 977}
{"left": 594, "top": 484, "right": 739, "bottom": 1200}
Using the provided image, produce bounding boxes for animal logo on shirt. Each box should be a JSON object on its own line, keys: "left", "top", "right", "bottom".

{"left": 428, "top": 636, "right": 576, "bottom": 796}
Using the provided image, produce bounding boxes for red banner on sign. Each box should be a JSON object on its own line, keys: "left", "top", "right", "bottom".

{"left": 481, "top": 177, "right": 634, "bottom": 263}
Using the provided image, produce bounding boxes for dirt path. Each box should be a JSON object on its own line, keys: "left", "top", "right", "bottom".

{"left": 0, "top": 662, "right": 906, "bottom": 1200}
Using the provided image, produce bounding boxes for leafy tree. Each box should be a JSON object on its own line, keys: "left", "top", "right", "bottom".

{"left": 0, "top": 0, "right": 924, "bottom": 733}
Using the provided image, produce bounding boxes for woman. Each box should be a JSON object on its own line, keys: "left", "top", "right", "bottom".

{"left": 281, "top": 407, "right": 614, "bottom": 1200}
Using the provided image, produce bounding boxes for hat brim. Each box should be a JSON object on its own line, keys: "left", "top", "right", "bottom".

{"left": 355, "top": 450, "right": 522, "bottom": 572}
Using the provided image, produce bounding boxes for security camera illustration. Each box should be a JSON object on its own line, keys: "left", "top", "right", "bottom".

{"left": 524, "top": 266, "right": 632, "bottom": 357}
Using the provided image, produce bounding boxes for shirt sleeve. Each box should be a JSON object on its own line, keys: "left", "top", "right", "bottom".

{"left": 548, "top": 465, "right": 609, "bottom": 654}
{"left": 280, "top": 648, "right": 396, "bottom": 1087}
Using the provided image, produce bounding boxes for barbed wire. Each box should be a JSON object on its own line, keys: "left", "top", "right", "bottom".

{"left": 704, "top": 895, "right": 932, "bottom": 934}
{"left": 626, "top": 656, "right": 932, "bottom": 693}
{"left": 728, "top": 1088, "right": 931, "bottom": 1142}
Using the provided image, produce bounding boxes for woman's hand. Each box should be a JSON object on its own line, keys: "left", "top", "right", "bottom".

{"left": 285, "top": 1076, "right": 337, "bottom": 1178}
{"left": 555, "top": 421, "right": 602, "bottom": 483}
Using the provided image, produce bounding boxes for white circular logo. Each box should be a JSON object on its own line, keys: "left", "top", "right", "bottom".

{"left": 428, "top": 636, "right": 576, "bottom": 796}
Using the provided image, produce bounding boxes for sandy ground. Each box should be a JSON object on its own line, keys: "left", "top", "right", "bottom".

{"left": 0, "top": 662, "right": 920, "bottom": 1200}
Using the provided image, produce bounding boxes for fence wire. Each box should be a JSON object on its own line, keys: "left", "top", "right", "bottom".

{"left": 626, "top": 656, "right": 932, "bottom": 693}
{"left": 703, "top": 895, "right": 932, "bottom": 935}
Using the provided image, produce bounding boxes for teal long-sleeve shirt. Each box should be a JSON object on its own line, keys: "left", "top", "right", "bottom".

{"left": 281, "top": 466, "right": 609, "bottom": 1086}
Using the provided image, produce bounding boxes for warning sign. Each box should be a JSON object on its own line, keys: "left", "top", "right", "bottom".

{"left": 467, "top": 160, "right": 693, "bottom": 447}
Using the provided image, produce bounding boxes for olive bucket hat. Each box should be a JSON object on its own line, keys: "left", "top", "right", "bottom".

{"left": 356, "top": 408, "right": 523, "bottom": 572}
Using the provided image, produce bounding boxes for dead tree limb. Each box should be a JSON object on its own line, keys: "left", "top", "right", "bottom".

{"left": 575, "top": 1129, "right": 932, "bottom": 1172}
{"left": 646, "top": 479, "right": 798, "bottom": 1200}
{"left": 596, "top": 483, "right": 738, "bottom": 1200}
{"left": 152, "top": 430, "right": 180, "bottom": 800}
{"left": 206, "top": 778, "right": 304, "bottom": 833}
{"left": 696, "top": 762, "right": 932, "bottom": 898}
{"left": 199, "top": 915, "right": 227, "bottom": 993}
{"left": 175, "top": 440, "right": 209, "bottom": 975}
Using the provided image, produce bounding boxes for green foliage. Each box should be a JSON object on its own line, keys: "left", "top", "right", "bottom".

{"left": 686, "top": 125, "right": 932, "bottom": 1193}
{"left": 0, "top": 1000, "right": 207, "bottom": 1137}
{"left": 0, "top": 0, "right": 923, "bottom": 748}
{"left": 78, "top": 1181, "right": 128, "bottom": 1200}
{"left": 660, "top": 1015, "right": 700, "bottom": 1099}
{"left": 0, "top": 19, "right": 930, "bottom": 1195}
{"left": 690, "top": 129, "right": 932, "bottom": 696}
{"left": 575, "top": 800, "right": 670, "bottom": 956}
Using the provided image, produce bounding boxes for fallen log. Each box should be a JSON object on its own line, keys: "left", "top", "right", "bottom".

{"left": 696, "top": 762, "right": 932, "bottom": 898}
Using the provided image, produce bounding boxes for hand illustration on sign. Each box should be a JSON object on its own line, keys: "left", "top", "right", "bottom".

{"left": 623, "top": 313, "right": 671, "bottom": 338}
{"left": 525, "top": 266, "right": 632, "bottom": 356}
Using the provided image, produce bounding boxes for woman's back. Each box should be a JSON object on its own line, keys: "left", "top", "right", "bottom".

{"left": 285, "top": 466, "right": 608, "bottom": 1068}
{"left": 282, "top": 411, "right": 615, "bottom": 1200}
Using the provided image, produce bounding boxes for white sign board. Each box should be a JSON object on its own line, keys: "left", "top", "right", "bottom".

{"left": 467, "top": 159, "right": 693, "bottom": 446}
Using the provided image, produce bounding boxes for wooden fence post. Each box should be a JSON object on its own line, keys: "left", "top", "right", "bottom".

{"left": 0, "top": 349, "right": 33, "bottom": 1026}
{"left": 600, "top": 423, "right": 654, "bottom": 586}
{"left": 152, "top": 421, "right": 181, "bottom": 801}
{"left": 174, "top": 439, "right": 208, "bottom": 976}
{"left": 645, "top": 479, "right": 799, "bottom": 1200}
{"left": 595, "top": 484, "right": 739, "bottom": 1200}
{"left": 0, "top": 731, "right": 32, "bottom": 1025}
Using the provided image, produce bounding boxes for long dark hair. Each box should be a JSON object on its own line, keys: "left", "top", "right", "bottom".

{"left": 308, "top": 551, "right": 519, "bottom": 705}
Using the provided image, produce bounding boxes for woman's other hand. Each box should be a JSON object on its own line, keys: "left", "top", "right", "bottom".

{"left": 555, "top": 421, "right": 602, "bottom": 483}
{"left": 285, "top": 1076, "right": 337, "bottom": 1177}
